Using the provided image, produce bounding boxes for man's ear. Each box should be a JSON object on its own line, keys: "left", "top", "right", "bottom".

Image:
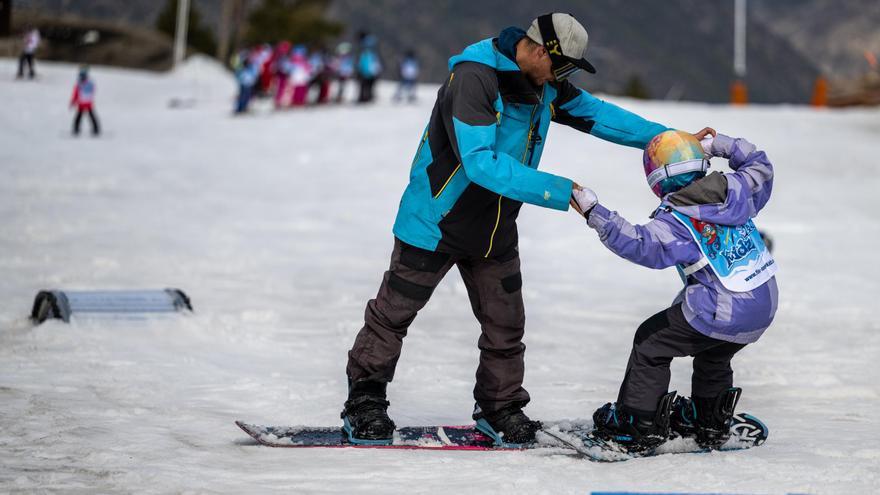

{"left": 536, "top": 45, "right": 549, "bottom": 60}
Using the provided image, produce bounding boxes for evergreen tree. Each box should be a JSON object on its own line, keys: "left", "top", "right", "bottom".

{"left": 157, "top": 0, "right": 218, "bottom": 56}
{"left": 244, "top": 0, "right": 343, "bottom": 45}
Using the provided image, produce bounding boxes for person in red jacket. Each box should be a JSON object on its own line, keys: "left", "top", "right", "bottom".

{"left": 70, "top": 67, "right": 100, "bottom": 136}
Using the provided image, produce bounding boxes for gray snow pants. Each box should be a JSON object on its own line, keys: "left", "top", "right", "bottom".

{"left": 346, "top": 238, "right": 528, "bottom": 413}
{"left": 618, "top": 304, "right": 746, "bottom": 416}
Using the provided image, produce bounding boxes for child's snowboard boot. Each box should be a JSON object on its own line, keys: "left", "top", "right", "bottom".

{"left": 592, "top": 391, "right": 676, "bottom": 452}
{"left": 670, "top": 387, "right": 742, "bottom": 449}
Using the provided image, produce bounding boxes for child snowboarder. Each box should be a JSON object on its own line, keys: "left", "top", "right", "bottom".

{"left": 570, "top": 130, "right": 778, "bottom": 452}
{"left": 70, "top": 67, "right": 100, "bottom": 136}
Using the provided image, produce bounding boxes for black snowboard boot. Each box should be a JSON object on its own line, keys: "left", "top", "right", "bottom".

{"left": 592, "top": 392, "right": 676, "bottom": 453}
{"left": 341, "top": 380, "right": 395, "bottom": 444}
{"left": 473, "top": 403, "right": 542, "bottom": 445}
{"left": 669, "top": 394, "right": 699, "bottom": 439}
{"left": 670, "top": 387, "right": 741, "bottom": 449}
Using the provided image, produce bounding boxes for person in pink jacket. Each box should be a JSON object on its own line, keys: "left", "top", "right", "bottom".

{"left": 289, "top": 45, "right": 312, "bottom": 106}
{"left": 271, "top": 42, "right": 292, "bottom": 108}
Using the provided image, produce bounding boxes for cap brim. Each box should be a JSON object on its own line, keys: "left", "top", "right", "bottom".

{"left": 569, "top": 56, "right": 597, "bottom": 74}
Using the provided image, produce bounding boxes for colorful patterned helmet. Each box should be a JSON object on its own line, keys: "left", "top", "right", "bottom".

{"left": 643, "top": 130, "right": 709, "bottom": 198}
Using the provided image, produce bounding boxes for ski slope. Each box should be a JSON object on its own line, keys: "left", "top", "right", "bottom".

{"left": 1, "top": 57, "right": 878, "bottom": 494}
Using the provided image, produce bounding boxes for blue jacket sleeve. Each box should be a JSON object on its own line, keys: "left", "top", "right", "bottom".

{"left": 448, "top": 66, "right": 573, "bottom": 210}
{"left": 451, "top": 118, "right": 572, "bottom": 210}
{"left": 585, "top": 204, "right": 702, "bottom": 269}
{"left": 552, "top": 81, "right": 668, "bottom": 149}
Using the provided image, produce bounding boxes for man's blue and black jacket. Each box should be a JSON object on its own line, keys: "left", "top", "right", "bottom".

{"left": 392, "top": 36, "right": 668, "bottom": 258}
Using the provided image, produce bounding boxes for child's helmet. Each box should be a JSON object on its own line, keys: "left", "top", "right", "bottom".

{"left": 643, "top": 130, "right": 709, "bottom": 198}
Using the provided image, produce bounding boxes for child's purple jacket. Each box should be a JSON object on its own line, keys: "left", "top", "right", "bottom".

{"left": 586, "top": 137, "right": 778, "bottom": 344}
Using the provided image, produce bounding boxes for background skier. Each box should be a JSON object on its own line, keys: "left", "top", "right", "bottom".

{"left": 331, "top": 42, "right": 355, "bottom": 103}
{"left": 271, "top": 42, "right": 292, "bottom": 108}
{"left": 356, "top": 33, "right": 382, "bottom": 103}
{"left": 308, "top": 47, "right": 332, "bottom": 104}
{"left": 70, "top": 66, "right": 100, "bottom": 136}
{"left": 393, "top": 49, "right": 419, "bottom": 103}
{"left": 289, "top": 45, "right": 312, "bottom": 107}
{"left": 234, "top": 52, "right": 259, "bottom": 114}
{"left": 17, "top": 27, "right": 40, "bottom": 79}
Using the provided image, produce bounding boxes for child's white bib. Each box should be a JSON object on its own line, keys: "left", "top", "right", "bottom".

{"left": 669, "top": 210, "right": 777, "bottom": 292}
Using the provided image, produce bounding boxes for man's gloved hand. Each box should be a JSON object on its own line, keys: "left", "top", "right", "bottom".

{"left": 571, "top": 186, "right": 598, "bottom": 218}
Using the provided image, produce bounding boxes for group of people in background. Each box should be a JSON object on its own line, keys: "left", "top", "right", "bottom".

{"left": 232, "top": 32, "right": 420, "bottom": 114}
{"left": 12, "top": 25, "right": 419, "bottom": 127}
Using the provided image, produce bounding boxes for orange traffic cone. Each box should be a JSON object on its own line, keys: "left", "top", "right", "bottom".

{"left": 730, "top": 80, "right": 748, "bottom": 105}
{"left": 811, "top": 76, "right": 828, "bottom": 107}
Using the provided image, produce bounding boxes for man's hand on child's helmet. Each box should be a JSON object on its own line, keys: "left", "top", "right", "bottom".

{"left": 571, "top": 186, "right": 598, "bottom": 218}
{"left": 691, "top": 127, "right": 716, "bottom": 141}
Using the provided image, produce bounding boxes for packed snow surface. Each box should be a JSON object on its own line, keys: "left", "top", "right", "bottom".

{"left": 1, "top": 57, "right": 878, "bottom": 494}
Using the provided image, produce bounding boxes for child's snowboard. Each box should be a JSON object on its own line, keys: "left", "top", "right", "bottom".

{"left": 541, "top": 412, "right": 768, "bottom": 462}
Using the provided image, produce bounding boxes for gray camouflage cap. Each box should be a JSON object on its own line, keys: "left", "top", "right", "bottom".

{"left": 526, "top": 13, "right": 597, "bottom": 78}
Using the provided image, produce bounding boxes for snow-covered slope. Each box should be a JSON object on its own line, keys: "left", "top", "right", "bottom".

{"left": 1, "top": 58, "right": 878, "bottom": 494}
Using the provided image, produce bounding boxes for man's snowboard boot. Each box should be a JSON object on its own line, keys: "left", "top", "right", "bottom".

{"left": 670, "top": 387, "right": 741, "bottom": 449}
{"left": 341, "top": 380, "right": 396, "bottom": 445}
{"left": 592, "top": 391, "right": 676, "bottom": 453}
{"left": 473, "top": 403, "right": 542, "bottom": 447}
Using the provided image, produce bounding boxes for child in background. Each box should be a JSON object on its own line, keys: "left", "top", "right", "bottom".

{"left": 331, "top": 42, "right": 354, "bottom": 103}
{"left": 271, "top": 42, "right": 292, "bottom": 108}
{"left": 356, "top": 34, "right": 382, "bottom": 103}
{"left": 289, "top": 45, "right": 312, "bottom": 107}
{"left": 308, "top": 48, "right": 332, "bottom": 104}
{"left": 570, "top": 130, "right": 778, "bottom": 452}
{"left": 234, "top": 53, "right": 259, "bottom": 114}
{"left": 393, "top": 50, "right": 419, "bottom": 103}
{"left": 70, "top": 67, "right": 100, "bottom": 136}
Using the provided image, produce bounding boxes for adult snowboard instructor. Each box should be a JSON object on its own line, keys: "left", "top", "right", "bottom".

{"left": 342, "top": 13, "right": 715, "bottom": 445}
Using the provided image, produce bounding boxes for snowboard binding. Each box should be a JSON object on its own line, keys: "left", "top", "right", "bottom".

{"left": 592, "top": 391, "right": 676, "bottom": 453}
{"left": 340, "top": 380, "right": 395, "bottom": 446}
{"left": 670, "top": 387, "right": 744, "bottom": 449}
{"left": 473, "top": 403, "right": 541, "bottom": 448}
